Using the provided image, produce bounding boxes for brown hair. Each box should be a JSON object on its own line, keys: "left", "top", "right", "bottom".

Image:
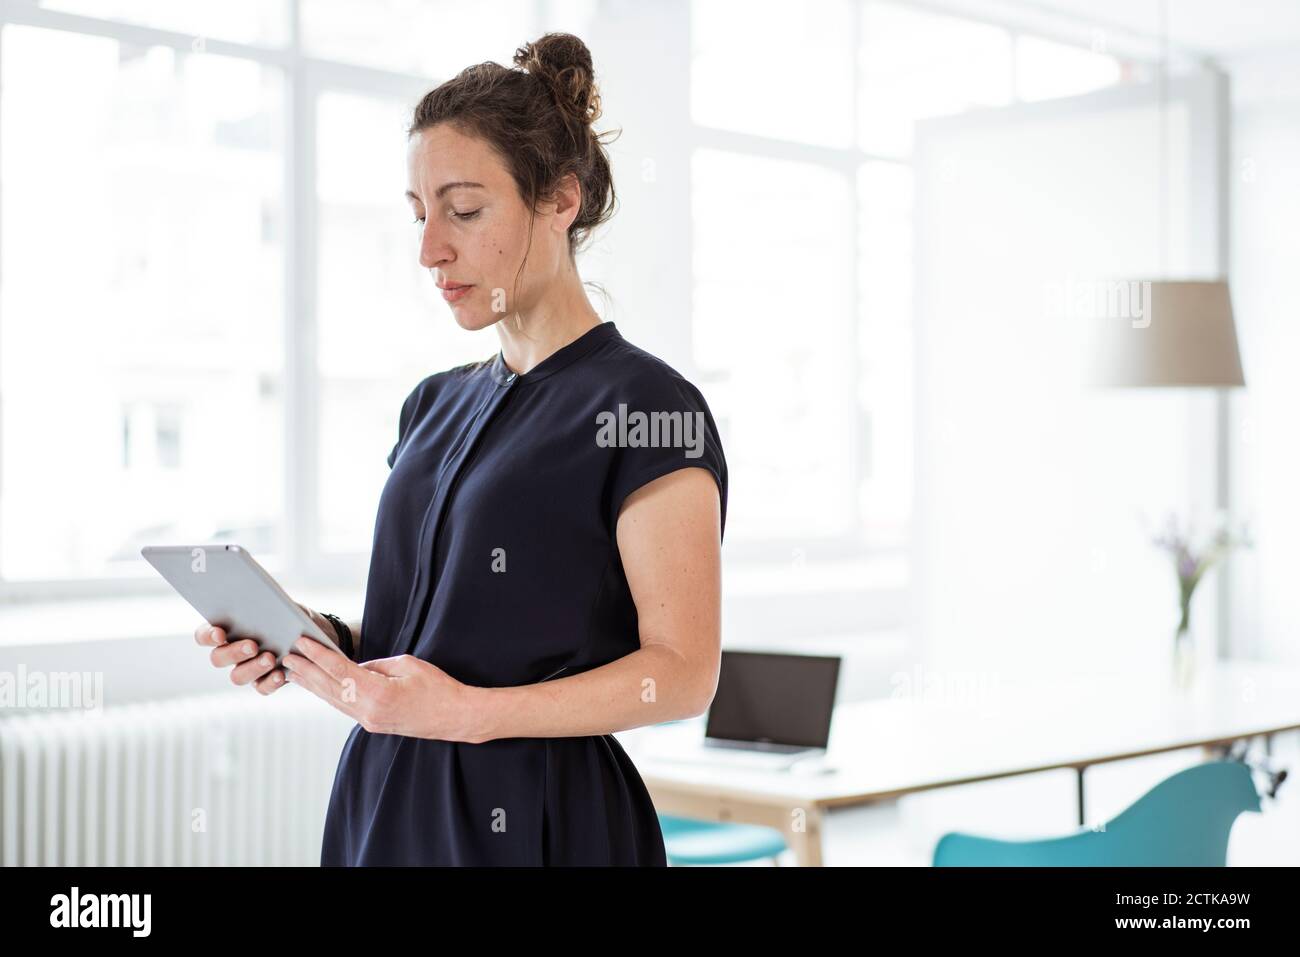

{"left": 408, "top": 32, "right": 620, "bottom": 317}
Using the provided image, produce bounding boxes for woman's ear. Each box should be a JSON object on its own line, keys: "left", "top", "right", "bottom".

{"left": 550, "top": 172, "right": 583, "bottom": 234}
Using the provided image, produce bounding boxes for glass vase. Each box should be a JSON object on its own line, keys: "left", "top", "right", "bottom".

{"left": 1172, "top": 620, "right": 1196, "bottom": 691}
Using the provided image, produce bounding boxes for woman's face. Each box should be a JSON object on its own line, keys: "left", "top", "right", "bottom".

{"left": 405, "top": 121, "right": 574, "bottom": 331}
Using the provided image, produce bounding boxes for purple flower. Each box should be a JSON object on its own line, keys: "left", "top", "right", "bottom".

{"left": 1149, "top": 510, "right": 1253, "bottom": 634}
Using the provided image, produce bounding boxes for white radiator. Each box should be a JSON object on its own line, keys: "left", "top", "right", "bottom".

{"left": 0, "top": 689, "right": 356, "bottom": 866}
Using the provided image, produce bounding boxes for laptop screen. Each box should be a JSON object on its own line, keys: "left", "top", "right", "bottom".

{"left": 704, "top": 651, "right": 841, "bottom": 748}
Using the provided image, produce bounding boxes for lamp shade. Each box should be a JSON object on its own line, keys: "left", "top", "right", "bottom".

{"left": 1085, "top": 280, "right": 1245, "bottom": 388}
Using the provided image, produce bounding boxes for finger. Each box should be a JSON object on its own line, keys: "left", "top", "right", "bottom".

{"left": 253, "top": 666, "right": 288, "bottom": 695}
{"left": 290, "top": 637, "right": 356, "bottom": 686}
{"left": 292, "top": 635, "right": 345, "bottom": 666}
{"left": 284, "top": 659, "right": 364, "bottom": 717}
{"left": 195, "top": 624, "right": 227, "bottom": 647}
{"left": 211, "top": 638, "right": 261, "bottom": 670}
{"left": 285, "top": 637, "right": 379, "bottom": 709}
{"left": 283, "top": 650, "right": 347, "bottom": 691}
{"left": 230, "top": 649, "right": 279, "bottom": 687}
{"left": 284, "top": 648, "right": 373, "bottom": 707}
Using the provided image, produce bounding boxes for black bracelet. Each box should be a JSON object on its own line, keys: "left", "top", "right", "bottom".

{"left": 321, "top": 612, "right": 355, "bottom": 660}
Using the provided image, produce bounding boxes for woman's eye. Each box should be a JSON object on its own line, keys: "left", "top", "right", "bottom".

{"left": 451, "top": 209, "right": 482, "bottom": 221}
{"left": 412, "top": 216, "right": 425, "bottom": 226}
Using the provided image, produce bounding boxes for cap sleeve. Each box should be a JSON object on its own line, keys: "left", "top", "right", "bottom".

{"left": 604, "top": 370, "right": 728, "bottom": 540}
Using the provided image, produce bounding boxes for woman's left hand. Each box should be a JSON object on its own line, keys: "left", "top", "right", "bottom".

{"left": 283, "top": 638, "right": 487, "bottom": 743}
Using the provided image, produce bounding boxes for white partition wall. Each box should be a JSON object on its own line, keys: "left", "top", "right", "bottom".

{"left": 910, "top": 71, "right": 1229, "bottom": 681}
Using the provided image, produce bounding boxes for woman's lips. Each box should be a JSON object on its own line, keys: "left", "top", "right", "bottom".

{"left": 441, "top": 284, "right": 473, "bottom": 303}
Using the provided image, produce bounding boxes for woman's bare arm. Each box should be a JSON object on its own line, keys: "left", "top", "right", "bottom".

{"left": 467, "top": 466, "right": 722, "bottom": 741}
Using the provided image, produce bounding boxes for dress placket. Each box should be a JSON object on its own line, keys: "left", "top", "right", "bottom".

{"left": 393, "top": 356, "right": 520, "bottom": 658}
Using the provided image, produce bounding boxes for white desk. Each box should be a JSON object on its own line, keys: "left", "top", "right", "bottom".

{"left": 614, "top": 661, "right": 1300, "bottom": 866}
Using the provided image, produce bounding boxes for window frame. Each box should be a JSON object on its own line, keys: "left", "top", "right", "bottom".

{"left": 685, "top": 0, "right": 1141, "bottom": 565}
{"left": 0, "top": 0, "right": 1152, "bottom": 605}
{"left": 0, "top": 0, "right": 464, "bottom": 601}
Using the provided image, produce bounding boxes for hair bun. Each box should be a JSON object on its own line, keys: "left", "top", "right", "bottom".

{"left": 512, "top": 32, "right": 602, "bottom": 127}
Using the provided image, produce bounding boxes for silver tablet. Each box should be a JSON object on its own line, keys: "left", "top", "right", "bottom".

{"left": 141, "top": 544, "right": 344, "bottom": 662}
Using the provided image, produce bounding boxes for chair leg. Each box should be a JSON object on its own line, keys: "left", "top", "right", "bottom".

{"left": 1076, "top": 766, "right": 1087, "bottom": 827}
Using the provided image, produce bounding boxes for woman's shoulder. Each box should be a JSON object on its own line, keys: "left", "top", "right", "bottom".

{"left": 590, "top": 328, "right": 710, "bottom": 405}
{"left": 394, "top": 355, "right": 495, "bottom": 427}
{"left": 590, "top": 326, "right": 729, "bottom": 537}
{"left": 406, "top": 355, "right": 495, "bottom": 400}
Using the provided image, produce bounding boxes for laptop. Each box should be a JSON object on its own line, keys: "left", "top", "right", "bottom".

{"left": 639, "top": 650, "right": 841, "bottom": 771}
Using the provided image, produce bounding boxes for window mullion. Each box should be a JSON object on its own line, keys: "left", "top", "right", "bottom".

{"left": 284, "top": 0, "right": 319, "bottom": 582}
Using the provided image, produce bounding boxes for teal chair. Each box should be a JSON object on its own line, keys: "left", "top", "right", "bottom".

{"left": 933, "top": 760, "right": 1262, "bottom": 867}
{"left": 648, "top": 719, "right": 789, "bottom": 865}
{"left": 658, "top": 814, "right": 789, "bottom": 866}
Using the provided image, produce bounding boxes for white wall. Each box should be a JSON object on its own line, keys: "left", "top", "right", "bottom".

{"left": 910, "top": 74, "right": 1225, "bottom": 680}
{"left": 1227, "top": 50, "right": 1300, "bottom": 664}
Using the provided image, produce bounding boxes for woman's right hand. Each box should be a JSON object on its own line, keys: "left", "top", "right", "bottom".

{"left": 194, "top": 623, "right": 287, "bottom": 695}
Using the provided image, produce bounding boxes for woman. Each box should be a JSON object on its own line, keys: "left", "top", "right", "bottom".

{"left": 193, "top": 33, "right": 726, "bottom": 865}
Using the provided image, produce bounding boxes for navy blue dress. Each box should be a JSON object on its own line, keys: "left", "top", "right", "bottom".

{"left": 320, "top": 321, "right": 727, "bottom": 865}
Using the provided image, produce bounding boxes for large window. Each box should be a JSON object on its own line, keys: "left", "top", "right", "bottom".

{"left": 689, "top": 0, "right": 1133, "bottom": 554}
{"left": 0, "top": 2, "right": 595, "bottom": 593}
{"left": 0, "top": 0, "right": 1135, "bottom": 595}
{"left": 314, "top": 90, "right": 489, "bottom": 554}
{"left": 300, "top": 0, "right": 531, "bottom": 76}
{"left": 691, "top": 149, "right": 858, "bottom": 542}
{"left": 0, "top": 24, "right": 284, "bottom": 581}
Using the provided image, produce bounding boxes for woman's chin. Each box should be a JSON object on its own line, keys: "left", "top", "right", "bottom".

{"left": 449, "top": 309, "right": 499, "bottom": 332}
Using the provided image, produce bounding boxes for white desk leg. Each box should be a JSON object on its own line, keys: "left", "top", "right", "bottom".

{"left": 785, "top": 805, "right": 825, "bottom": 867}
{"left": 646, "top": 786, "right": 827, "bottom": 866}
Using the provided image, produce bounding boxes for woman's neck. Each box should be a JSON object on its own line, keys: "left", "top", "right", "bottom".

{"left": 495, "top": 274, "right": 602, "bottom": 375}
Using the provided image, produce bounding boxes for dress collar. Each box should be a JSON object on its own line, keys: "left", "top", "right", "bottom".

{"left": 489, "top": 321, "right": 620, "bottom": 385}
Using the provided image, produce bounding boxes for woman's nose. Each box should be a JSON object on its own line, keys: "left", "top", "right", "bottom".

{"left": 418, "top": 223, "right": 453, "bottom": 270}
